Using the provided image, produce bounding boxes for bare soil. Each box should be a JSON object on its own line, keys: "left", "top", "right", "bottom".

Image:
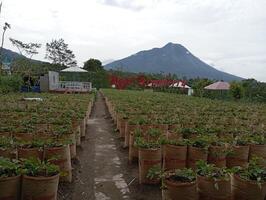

{"left": 59, "top": 93, "right": 161, "bottom": 200}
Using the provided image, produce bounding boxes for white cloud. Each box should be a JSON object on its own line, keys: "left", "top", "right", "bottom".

{"left": 1, "top": 0, "right": 266, "bottom": 81}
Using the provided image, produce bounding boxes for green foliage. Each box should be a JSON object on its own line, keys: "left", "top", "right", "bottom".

{"left": 203, "top": 89, "right": 230, "bottom": 100}
{"left": 196, "top": 160, "right": 230, "bottom": 180}
{"left": 16, "top": 139, "right": 45, "bottom": 148}
{"left": 189, "top": 135, "right": 210, "bottom": 150}
{"left": 22, "top": 158, "right": 59, "bottom": 177}
{"left": 233, "top": 134, "right": 250, "bottom": 146}
{"left": 242, "top": 79, "right": 266, "bottom": 102}
{"left": 9, "top": 38, "right": 41, "bottom": 59}
{"left": 0, "top": 75, "right": 23, "bottom": 93}
{"left": 147, "top": 128, "right": 162, "bottom": 138}
{"left": 168, "top": 139, "right": 188, "bottom": 146}
{"left": 147, "top": 165, "right": 162, "bottom": 180}
{"left": 0, "top": 157, "right": 21, "bottom": 178}
{"left": 230, "top": 82, "right": 244, "bottom": 100}
{"left": 248, "top": 134, "right": 266, "bottom": 145}
{"left": 83, "top": 59, "right": 103, "bottom": 72}
{"left": 147, "top": 166, "right": 196, "bottom": 186}
{"left": 166, "top": 168, "right": 196, "bottom": 183}
{"left": 234, "top": 157, "right": 266, "bottom": 184}
{"left": 61, "top": 70, "right": 109, "bottom": 89}
{"left": 191, "top": 78, "right": 213, "bottom": 97}
{"left": 0, "top": 136, "right": 13, "bottom": 148}
{"left": 11, "top": 57, "right": 65, "bottom": 80}
{"left": 135, "top": 137, "right": 160, "bottom": 149}
{"left": 45, "top": 38, "right": 77, "bottom": 67}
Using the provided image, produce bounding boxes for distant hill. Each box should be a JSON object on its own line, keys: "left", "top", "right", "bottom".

{"left": 1, "top": 48, "right": 24, "bottom": 63}
{"left": 105, "top": 43, "right": 243, "bottom": 81}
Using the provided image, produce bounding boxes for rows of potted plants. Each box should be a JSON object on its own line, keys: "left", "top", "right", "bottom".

{"left": 101, "top": 89, "right": 265, "bottom": 166}
{"left": 101, "top": 89, "right": 266, "bottom": 199}
{"left": 0, "top": 93, "right": 95, "bottom": 187}
{"left": 102, "top": 89, "right": 265, "bottom": 138}
{"left": 0, "top": 157, "right": 60, "bottom": 200}
{"left": 146, "top": 158, "right": 266, "bottom": 200}
{"left": 131, "top": 128, "right": 266, "bottom": 185}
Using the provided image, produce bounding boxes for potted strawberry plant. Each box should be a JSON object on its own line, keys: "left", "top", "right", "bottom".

{"left": 162, "top": 138, "right": 188, "bottom": 170}
{"left": 227, "top": 134, "right": 250, "bottom": 168}
{"left": 21, "top": 158, "right": 60, "bottom": 200}
{"left": 44, "top": 139, "right": 72, "bottom": 182}
{"left": 187, "top": 135, "right": 209, "bottom": 170}
{"left": 136, "top": 136, "right": 161, "bottom": 184}
{"left": 196, "top": 160, "right": 232, "bottom": 200}
{"left": 163, "top": 168, "right": 198, "bottom": 200}
{"left": 0, "top": 157, "right": 21, "bottom": 200}
{"left": 208, "top": 135, "right": 228, "bottom": 167}
{"left": 55, "top": 124, "right": 77, "bottom": 159}
{"left": 0, "top": 136, "right": 16, "bottom": 159}
{"left": 248, "top": 134, "right": 266, "bottom": 165}
{"left": 232, "top": 157, "right": 266, "bottom": 200}
{"left": 147, "top": 166, "right": 198, "bottom": 200}
{"left": 17, "top": 139, "right": 45, "bottom": 161}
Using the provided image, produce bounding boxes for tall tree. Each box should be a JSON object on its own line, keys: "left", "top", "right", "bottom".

{"left": 83, "top": 58, "right": 103, "bottom": 72}
{"left": 45, "top": 38, "right": 77, "bottom": 67}
{"left": 9, "top": 38, "right": 41, "bottom": 59}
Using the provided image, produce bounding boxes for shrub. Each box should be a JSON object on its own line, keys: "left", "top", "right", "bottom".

{"left": 0, "top": 75, "right": 23, "bottom": 94}
{"left": 230, "top": 82, "right": 244, "bottom": 100}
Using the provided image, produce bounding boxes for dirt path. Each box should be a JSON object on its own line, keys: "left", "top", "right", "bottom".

{"left": 59, "top": 92, "right": 161, "bottom": 200}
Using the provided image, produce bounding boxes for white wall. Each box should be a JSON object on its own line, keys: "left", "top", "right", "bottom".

{"left": 48, "top": 71, "right": 59, "bottom": 90}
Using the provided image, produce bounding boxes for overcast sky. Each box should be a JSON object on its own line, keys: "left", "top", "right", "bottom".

{"left": 1, "top": 0, "right": 266, "bottom": 81}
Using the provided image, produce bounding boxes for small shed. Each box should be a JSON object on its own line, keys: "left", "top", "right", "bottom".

{"left": 204, "top": 81, "right": 230, "bottom": 99}
{"left": 204, "top": 81, "right": 230, "bottom": 90}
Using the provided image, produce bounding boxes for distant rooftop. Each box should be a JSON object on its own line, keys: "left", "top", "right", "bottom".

{"left": 204, "top": 81, "right": 230, "bottom": 90}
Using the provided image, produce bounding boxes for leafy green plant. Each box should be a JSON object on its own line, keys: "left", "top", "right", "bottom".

{"left": 248, "top": 134, "right": 265, "bottom": 145}
{"left": 147, "top": 128, "right": 162, "bottom": 138}
{"left": 233, "top": 134, "right": 250, "bottom": 146}
{"left": 164, "top": 168, "right": 196, "bottom": 183}
{"left": 209, "top": 135, "right": 225, "bottom": 146}
{"left": 160, "top": 136, "right": 188, "bottom": 146}
{"left": 0, "top": 75, "right": 23, "bottom": 94}
{"left": 233, "top": 157, "right": 266, "bottom": 185}
{"left": 181, "top": 128, "right": 197, "bottom": 139}
{"left": 230, "top": 82, "right": 244, "bottom": 100}
{"left": 0, "top": 157, "right": 21, "bottom": 178}
{"left": 147, "top": 165, "right": 162, "bottom": 180}
{"left": 135, "top": 137, "right": 160, "bottom": 149}
{"left": 16, "top": 139, "right": 45, "bottom": 148}
{"left": 196, "top": 160, "right": 230, "bottom": 181}
{"left": 44, "top": 139, "right": 71, "bottom": 148}
{"left": 189, "top": 135, "right": 210, "bottom": 151}
{"left": 147, "top": 166, "right": 196, "bottom": 189}
{"left": 0, "top": 137, "right": 13, "bottom": 149}
{"left": 22, "top": 158, "right": 59, "bottom": 177}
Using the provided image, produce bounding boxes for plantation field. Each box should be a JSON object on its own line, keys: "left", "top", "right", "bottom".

{"left": 102, "top": 89, "right": 266, "bottom": 199}
{"left": 0, "top": 93, "right": 94, "bottom": 135}
{"left": 103, "top": 89, "right": 266, "bottom": 135}
{"left": 0, "top": 93, "right": 94, "bottom": 199}
{"left": 1, "top": 90, "right": 266, "bottom": 199}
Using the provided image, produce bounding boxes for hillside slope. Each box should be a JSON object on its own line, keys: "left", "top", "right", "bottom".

{"left": 105, "top": 43, "right": 242, "bottom": 81}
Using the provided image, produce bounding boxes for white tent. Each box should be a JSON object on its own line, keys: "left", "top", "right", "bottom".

{"left": 61, "top": 66, "right": 88, "bottom": 73}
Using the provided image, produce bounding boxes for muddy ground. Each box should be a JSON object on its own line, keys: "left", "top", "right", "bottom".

{"left": 59, "top": 93, "right": 161, "bottom": 200}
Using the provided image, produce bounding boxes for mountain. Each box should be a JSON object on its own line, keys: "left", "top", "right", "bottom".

{"left": 1, "top": 48, "right": 24, "bottom": 63}
{"left": 105, "top": 43, "right": 243, "bottom": 81}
